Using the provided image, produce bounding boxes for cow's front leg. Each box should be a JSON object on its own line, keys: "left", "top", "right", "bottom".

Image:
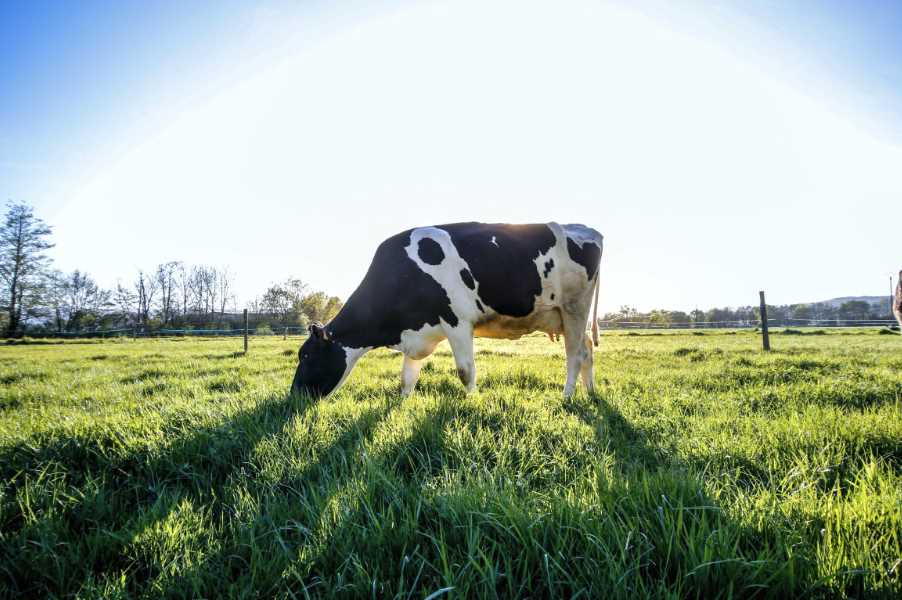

{"left": 400, "top": 354, "right": 424, "bottom": 397}
{"left": 446, "top": 324, "right": 476, "bottom": 393}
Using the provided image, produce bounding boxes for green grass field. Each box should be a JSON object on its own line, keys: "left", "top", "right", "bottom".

{"left": 1, "top": 330, "right": 900, "bottom": 598}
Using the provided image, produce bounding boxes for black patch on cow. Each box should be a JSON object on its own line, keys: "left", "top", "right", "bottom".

{"left": 460, "top": 268, "right": 475, "bottom": 290}
{"left": 543, "top": 259, "right": 554, "bottom": 277}
{"left": 476, "top": 300, "right": 485, "bottom": 313}
{"left": 417, "top": 237, "right": 444, "bottom": 265}
{"left": 550, "top": 293, "right": 555, "bottom": 301}
{"left": 291, "top": 336, "right": 346, "bottom": 398}
{"left": 326, "top": 230, "right": 458, "bottom": 349}
{"left": 567, "top": 238, "right": 601, "bottom": 280}
{"left": 441, "top": 223, "right": 556, "bottom": 317}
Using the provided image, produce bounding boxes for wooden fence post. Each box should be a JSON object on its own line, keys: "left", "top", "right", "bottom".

{"left": 243, "top": 309, "right": 249, "bottom": 354}
{"left": 759, "top": 291, "right": 770, "bottom": 351}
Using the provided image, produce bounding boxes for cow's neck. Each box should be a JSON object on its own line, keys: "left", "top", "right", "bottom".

{"left": 325, "top": 301, "right": 377, "bottom": 350}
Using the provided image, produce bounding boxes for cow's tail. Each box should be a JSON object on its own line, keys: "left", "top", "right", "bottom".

{"left": 589, "top": 235, "right": 603, "bottom": 347}
{"left": 591, "top": 271, "right": 600, "bottom": 347}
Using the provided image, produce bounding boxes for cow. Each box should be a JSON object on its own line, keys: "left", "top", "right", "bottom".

{"left": 895, "top": 270, "right": 902, "bottom": 333}
{"left": 291, "top": 222, "right": 603, "bottom": 398}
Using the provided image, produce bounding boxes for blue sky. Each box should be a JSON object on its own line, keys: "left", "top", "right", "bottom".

{"left": 3, "top": 0, "right": 901, "bottom": 312}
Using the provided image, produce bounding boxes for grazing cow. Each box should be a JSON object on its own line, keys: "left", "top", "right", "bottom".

{"left": 291, "top": 222, "right": 603, "bottom": 398}
{"left": 895, "top": 270, "right": 902, "bottom": 333}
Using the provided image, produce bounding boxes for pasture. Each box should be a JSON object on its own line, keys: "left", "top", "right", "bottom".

{"left": 1, "top": 330, "right": 900, "bottom": 598}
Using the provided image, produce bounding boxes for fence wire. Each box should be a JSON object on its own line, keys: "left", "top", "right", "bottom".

{"left": 30, "top": 319, "right": 899, "bottom": 339}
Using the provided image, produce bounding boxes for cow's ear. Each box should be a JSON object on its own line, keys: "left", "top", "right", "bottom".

{"left": 309, "top": 322, "right": 329, "bottom": 340}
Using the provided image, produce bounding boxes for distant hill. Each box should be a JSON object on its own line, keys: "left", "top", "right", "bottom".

{"left": 814, "top": 296, "right": 889, "bottom": 309}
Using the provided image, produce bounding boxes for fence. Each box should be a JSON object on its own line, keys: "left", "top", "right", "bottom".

{"left": 41, "top": 319, "right": 898, "bottom": 339}
{"left": 40, "top": 326, "right": 310, "bottom": 338}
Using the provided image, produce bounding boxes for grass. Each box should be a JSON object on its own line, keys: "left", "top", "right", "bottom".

{"left": 0, "top": 329, "right": 900, "bottom": 598}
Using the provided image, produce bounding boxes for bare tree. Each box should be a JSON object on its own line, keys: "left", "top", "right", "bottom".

{"left": 216, "top": 266, "right": 234, "bottom": 318}
{"left": 154, "top": 261, "right": 180, "bottom": 325}
{"left": 113, "top": 281, "right": 137, "bottom": 325}
{"left": 176, "top": 262, "right": 190, "bottom": 319}
{"left": 181, "top": 265, "right": 226, "bottom": 322}
{"left": 135, "top": 270, "right": 158, "bottom": 328}
{"left": 61, "top": 271, "right": 111, "bottom": 331}
{"left": 0, "top": 202, "right": 54, "bottom": 336}
{"left": 43, "top": 270, "right": 67, "bottom": 333}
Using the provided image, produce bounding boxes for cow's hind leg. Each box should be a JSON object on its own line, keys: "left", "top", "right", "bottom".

{"left": 580, "top": 336, "right": 595, "bottom": 394}
{"left": 401, "top": 354, "right": 424, "bottom": 397}
{"left": 562, "top": 311, "right": 592, "bottom": 398}
{"left": 446, "top": 324, "right": 476, "bottom": 393}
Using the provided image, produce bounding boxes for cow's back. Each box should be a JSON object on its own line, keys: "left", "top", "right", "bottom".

{"left": 329, "top": 221, "right": 603, "bottom": 348}
{"left": 438, "top": 222, "right": 557, "bottom": 318}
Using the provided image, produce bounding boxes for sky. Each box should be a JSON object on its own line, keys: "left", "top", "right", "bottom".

{"left": 3, "top": 0, "right": 902, "bottom": 313}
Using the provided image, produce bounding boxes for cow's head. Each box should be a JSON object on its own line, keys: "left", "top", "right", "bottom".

{"left": 290, "top": 322, "right": 347, "bottom": 398}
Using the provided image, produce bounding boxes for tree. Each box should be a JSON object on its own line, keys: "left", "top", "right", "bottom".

{"left": 0, "top": 203, "right": 54, "bottom": 336}
{"left": 706, "top": 307, "right": 734, "bottom": 327}
{"left": 216, "top": 267, "right": 234, "bottom": 318}
{"left": 255, "top": 278, "right": 341, "bottom": 327}
{"left": 113, "top": 281, "right": 137, "bottom": 325}
{"left": 176, "top": 262, "right": 190, "bottom": 318}
{"left": 297, "top": 290, "right": 343, "bottom": 324}
{"left": 838, "top": 300, "right": 870, "bottom": 321}
{"left": 260, "top": 283, "right": 295, "bottom": 322}
{"left": 134, "top": 270, "right": 158, "bottom": 328}
{"left": 810, "top": 302, "right": 836, "bottom": 321}
{"left": 60, "top": 270, "right": 111, "bottom": 331}
{"left": 648, "top": 309, "right": 671, "bottom": 326}
{"left": 790, "top": 304, "right": 813, "bottom": 321}
{"left": 154, "top": 262, "right": 180, "bottom": 325}
{"left": 43, "top": 270, "right": 68, "bottom": 333}
{"left": 602, "top": 305, "right": 639, "bottom": 323}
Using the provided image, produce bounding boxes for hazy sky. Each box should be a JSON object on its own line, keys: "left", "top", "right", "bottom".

{"left": 3, "top": 0, "right": 901, "bottom": 313}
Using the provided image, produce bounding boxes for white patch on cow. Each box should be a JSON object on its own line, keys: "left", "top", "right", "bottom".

{"left": 532, "top": 245, "right": 560, "bottom": 310}
{"left": 490, "top": 235, "right": 499, "bottom": 247}
{"left": 332, "top": 344, "right": 370, "bottom": 393}
{"left": 393, "top": 321, "right": 445, "bottom": 359}
{"left": 404, "top": 227, "right": 485, "bottom": 326}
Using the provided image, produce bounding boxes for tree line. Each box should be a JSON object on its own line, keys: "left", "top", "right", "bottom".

{"left": 602, "top": 298, "right": 895, "bottom": 327}
{"left": 0, "top": 203, "right": 342, "bottom": 336}
{"left": 3, "top": 201, "right": 892, "bottom": 337}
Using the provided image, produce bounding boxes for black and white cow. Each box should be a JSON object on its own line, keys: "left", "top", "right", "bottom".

{"left": 291, "top": 222, "right": 603, "bottom": 398}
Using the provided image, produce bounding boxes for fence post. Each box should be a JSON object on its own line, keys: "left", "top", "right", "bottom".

{"left": 243, "top": 309, "right": 249, "bottom": 354}
{"left": 283, "top": 327, "right": 287, "bottom": 341}
{"left": 759, "top": 291, "right": 770, "bottom": 351}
